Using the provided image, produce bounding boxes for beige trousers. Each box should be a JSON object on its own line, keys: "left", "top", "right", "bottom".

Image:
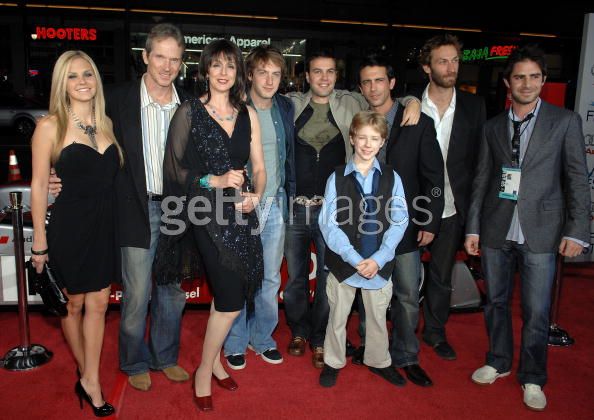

{"left": 323, "top": 272, "right": 392, "bottom": 369}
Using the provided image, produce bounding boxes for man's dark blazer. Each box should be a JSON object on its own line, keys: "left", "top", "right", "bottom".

{"left": 386, "top": 107, "right": 444, "bottom": 255}
{"left": 466, "top": 100, "right": 590, "bottom": 253}
{"left": 106, "top": 80, "right": 191, "bottom": 249}
{"left": 444, "top": 89, "right": 486, "bottom": 224}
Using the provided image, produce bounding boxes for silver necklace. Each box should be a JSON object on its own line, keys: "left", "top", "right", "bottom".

{"left": 69, "top": 105, "right": 97, "bottom": 150}
{"left": 206, "top": 103, "right": 237, "bottom": 122}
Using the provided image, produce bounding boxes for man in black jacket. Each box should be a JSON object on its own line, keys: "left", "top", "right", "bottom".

{"left": 418, "top": 34, "right": 486, "bottom": 361}
{"left": 357, "top": 55, "right": 444, "bottom": 387}
{"left": 106, "top": 23, "right": 191, "bottom": 391}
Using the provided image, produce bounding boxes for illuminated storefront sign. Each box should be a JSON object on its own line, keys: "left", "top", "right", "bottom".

{"left": 32, "top": 26, "right": 97, "bottom": 41}
{"left": 462, "top": 45, "right": 517, "bottom": 63}
{"left": 184, "top": 34, "right": 270, "bottom": 48}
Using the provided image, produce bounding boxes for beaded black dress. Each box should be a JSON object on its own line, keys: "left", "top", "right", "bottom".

{"left": 47, "top": 142, "right": 119, "bottom": 294}
{"left": 153, "top": 99, "right": 263, "bottom": 312}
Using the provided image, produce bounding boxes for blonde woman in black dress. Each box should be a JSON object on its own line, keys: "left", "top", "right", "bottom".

{"left": 30, "top": 50, "right": 123, "bottom": 417}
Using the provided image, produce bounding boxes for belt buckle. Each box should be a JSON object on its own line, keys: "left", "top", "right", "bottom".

{"left": 295, "top": 196, "right": 323, "bottom": 207}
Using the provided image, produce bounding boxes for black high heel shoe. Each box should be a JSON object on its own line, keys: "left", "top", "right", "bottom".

{"left": 75, "top": 380, "right": 115, "bottom": 417}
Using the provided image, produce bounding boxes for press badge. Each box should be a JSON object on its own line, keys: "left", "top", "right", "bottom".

{"left": 499, "top": 166, "right": 521, "bottom": 200}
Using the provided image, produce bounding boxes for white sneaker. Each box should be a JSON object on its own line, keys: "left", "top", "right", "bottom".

{"left": 471, "top": 365, "right": 511, "bottom": 385}
{"left": 523, "top": 384, "right": 547, "bottom": 411}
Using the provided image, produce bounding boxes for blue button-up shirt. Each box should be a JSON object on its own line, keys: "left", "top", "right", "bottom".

{"left": 319, "top": 158, "right": 408, "bottom": 289}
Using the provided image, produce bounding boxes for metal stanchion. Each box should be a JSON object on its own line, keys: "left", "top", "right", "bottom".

{"left": 548, "top": 255, "right": 575, "bottom": 347}
{"left": 1, "top": 191, "right": 52, "bottom": 370}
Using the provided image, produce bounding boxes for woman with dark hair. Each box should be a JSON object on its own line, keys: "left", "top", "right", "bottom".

{"left": 153, "top": 39, "right": 265, "bottom": 411}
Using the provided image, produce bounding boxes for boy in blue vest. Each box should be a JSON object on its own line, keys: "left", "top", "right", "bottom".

{"left": 318, "top": 111, "right": 409, "bottom": 387}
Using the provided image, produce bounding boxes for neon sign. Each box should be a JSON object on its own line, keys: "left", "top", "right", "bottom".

{"left": 462, "top": 45, "right": 517, "bottom": 63}
{"left": 33, "top": 26, "right": 97, "bottom": 41}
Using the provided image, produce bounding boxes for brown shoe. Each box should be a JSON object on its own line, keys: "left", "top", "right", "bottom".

{"left": 128, "top": 372, "right": 151, "bottom": 391}
{"left": 288, "top": 336, "right": 306, "bottom": 356}
{"left": 162, "top": 365, "right": 190, "bottom": 382}
{"left": 312, "top": 347, "right": 324, "bottom": 369}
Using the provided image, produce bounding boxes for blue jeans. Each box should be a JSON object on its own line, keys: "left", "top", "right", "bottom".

{"left": 224, "top": 198, "right": 285, "bottom": 355}
{"left": 283, "top": 204, "right": 329, "bottom": 347}
{"left": 482, "top": 242, "right": 555, "bottom": 386}
{"left": 119, "top": 200, "right": 187, "bottom": 376}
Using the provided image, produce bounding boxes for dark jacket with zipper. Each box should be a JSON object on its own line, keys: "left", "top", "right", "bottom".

{"left": 293, "top": 104, "right": 346, "bottom": 198}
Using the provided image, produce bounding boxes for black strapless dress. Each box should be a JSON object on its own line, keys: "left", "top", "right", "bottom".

{"left": 47, "top": 142, "right": 119, "bottom": 294}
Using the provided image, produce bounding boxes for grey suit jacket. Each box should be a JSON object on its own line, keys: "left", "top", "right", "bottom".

{"left": 466, "top": 101, "right": 590, "bottom": 253}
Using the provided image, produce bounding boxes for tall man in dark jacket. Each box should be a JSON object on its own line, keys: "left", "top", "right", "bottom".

{"left": 358, "top": 55, "right": 444, "bottom": 387}
{"left": 418, "top": 34, "right": 486, "bottom": 361}
{"left": 107, "top": 23, "right": 191, "bottom": 391}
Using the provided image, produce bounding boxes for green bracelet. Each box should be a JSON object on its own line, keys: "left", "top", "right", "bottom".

{"left": 199, "top": 174, "right": 213, "bottom": 191}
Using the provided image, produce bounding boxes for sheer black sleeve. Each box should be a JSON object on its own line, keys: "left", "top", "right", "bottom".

{"left": 162, "top": 101, "right": 203, "bottom": 198}
{"left": 153, "top": 100, "right": 204, "bottom": 285}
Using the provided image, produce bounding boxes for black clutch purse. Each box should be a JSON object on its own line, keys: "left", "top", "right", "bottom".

{"left": 27, "top": 259, "right": 69, "bottom": 317}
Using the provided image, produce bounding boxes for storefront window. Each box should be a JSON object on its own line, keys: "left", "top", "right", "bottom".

{"left": 129, "top": 30, "right": 305, "bottom": 94}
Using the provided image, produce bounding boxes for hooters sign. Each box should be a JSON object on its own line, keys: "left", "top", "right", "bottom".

{"left": 33, "top": 26, "right": 97, "bottom": 41}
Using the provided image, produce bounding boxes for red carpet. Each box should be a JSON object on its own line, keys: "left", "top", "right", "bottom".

{"left": 1, "top": 264, "right": 593, "bottom": 419}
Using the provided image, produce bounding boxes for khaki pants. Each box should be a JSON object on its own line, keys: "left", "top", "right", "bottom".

{"left": 323, "top": 272, "right": 392, "bottom": 369}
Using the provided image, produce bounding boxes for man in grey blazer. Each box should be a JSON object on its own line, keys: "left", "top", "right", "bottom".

{"left": 464, "top": 45, "right": 590, "bottom": 411}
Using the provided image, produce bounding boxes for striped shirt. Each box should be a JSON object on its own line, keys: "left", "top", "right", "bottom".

{"left": 140, "top": 76, "right": 180, "bottom": 195}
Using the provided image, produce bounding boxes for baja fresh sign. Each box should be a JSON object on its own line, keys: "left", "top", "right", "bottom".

{"left": 184, "top": 34, "right": 271, "bottom": 49}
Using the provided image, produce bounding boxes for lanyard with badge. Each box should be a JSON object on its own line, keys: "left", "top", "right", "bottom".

{"left": 499, "top": 111, "right": 534, "bottom": 201}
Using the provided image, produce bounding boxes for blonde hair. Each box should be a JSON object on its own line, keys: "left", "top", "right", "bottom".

{"left": 49, "top": 50, "right": 123, "bottom": 165}
{"left": 349, "top": 110, "right": 388, "bottom": 140}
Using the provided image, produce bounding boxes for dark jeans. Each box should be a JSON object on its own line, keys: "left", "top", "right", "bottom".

{"left": 283, "top": 204, "right": 329, "bottom": 347}
{"left": 422, "top": 214, "right": 462, "bottom": 345}
{"left": 482, "top": 242, "right": 555, "bottom": 386}
{"left": 358, "top": 250, "right": 421, "bottom": 367}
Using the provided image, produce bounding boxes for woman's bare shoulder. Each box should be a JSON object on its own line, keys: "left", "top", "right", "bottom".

{"left": 31, "top": 115, "right": 58, "bottom": 145}
{"left": 35, "top": 114, "right": 58, "bottom": 131}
